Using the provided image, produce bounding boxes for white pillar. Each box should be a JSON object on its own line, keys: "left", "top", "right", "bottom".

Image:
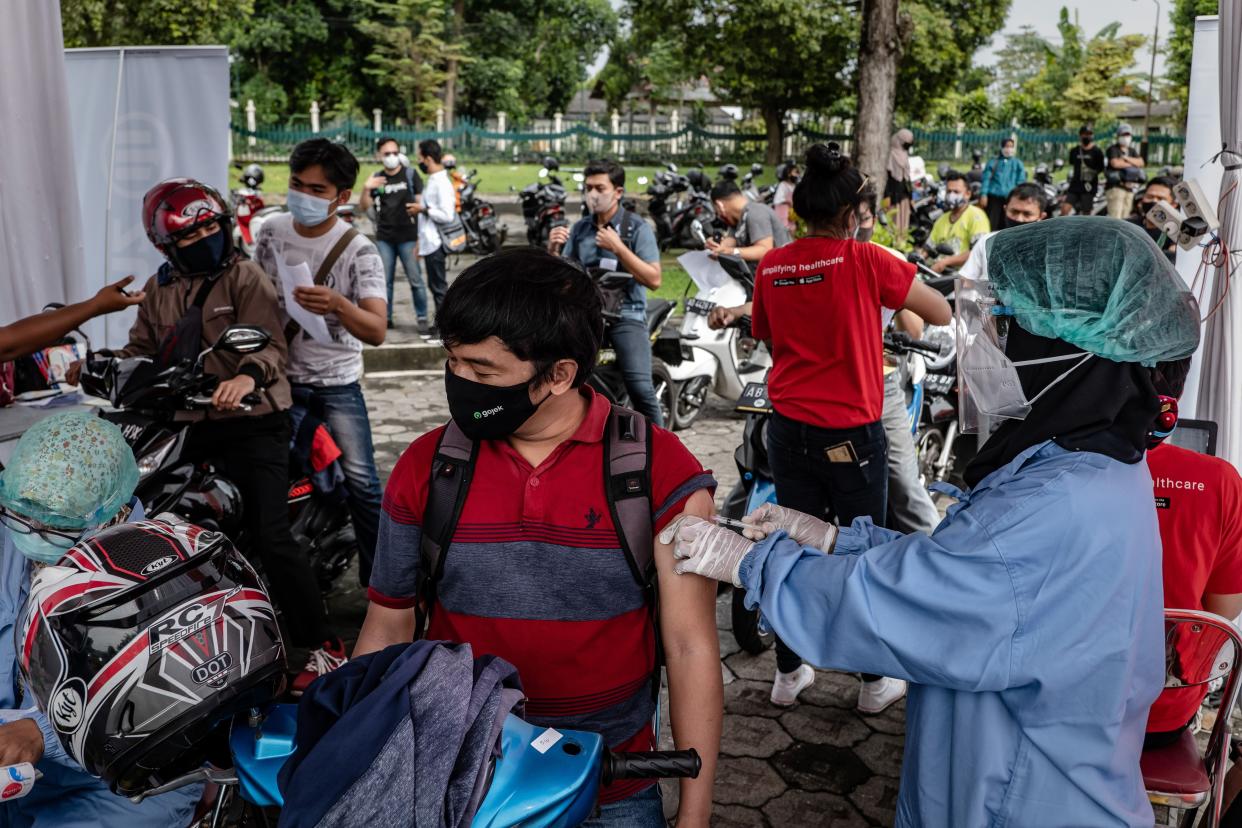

{"left": 1010, "top": 117, "right": 1019, "bottom": 152}
{"left": 670, "top": 109, "right": 680, "bottom": 155}
{"left": 372, "top": 108, "right": 382, "bottom": 134}
{"left": 436, "top": 107, "right": 444, "bottom": 132}
{"left": 611, "top": 111, "right": 621, "bottom": 156}
{"left": 245, "top": 99, "right": 256, "bottom": 147}
{"left": 553, "top": 111, "right": 563, "bottom": 153}
{"left": 310, "top": 101, "right": 320, "bottom": 134}
{"left": 843, "top": 119, "right": 854, "bottom": 156}
{"left": 954, "top": 121, "right": 964, "bottom": 160}
{"left": 497, "top": 111, "right": 507, "bottom": 152}
{"left": 784, "top": 115, "right": 795, "bottom": 159}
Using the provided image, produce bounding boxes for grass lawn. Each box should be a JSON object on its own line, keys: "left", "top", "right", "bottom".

{"left": 653, "top": 254, "right": 693, "bottom": 304}
{"left": 229, "top": 161, "right": 777, "bottom": 198}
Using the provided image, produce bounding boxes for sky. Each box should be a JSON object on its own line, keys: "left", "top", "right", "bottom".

{"left": 976, "top": 0, "right": 1171, "bottom": 76}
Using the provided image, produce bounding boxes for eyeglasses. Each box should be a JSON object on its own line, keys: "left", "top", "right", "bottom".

{"left": 0, "top": 507, "right": 83, "bottom": 549}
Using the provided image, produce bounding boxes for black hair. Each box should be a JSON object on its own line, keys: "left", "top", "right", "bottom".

{"left": 289, "top": 138, "right": 360, "bottom": 192}
{"left": 1006, "top": 182, "right": 1045, "bottom": 210}
{"left": 943, "top": 169, "right": 967, "bottom": 185}
{"left": 1147, "top": 176, "right": 1178, "bottom": 194}
{"left": 583, "top": 158, "right": 625, "bottom": 189}
{"left": 376, "top": 136, "right": 400, "bottom": 151}
{"left": 437, "top": 249, "right": 603, "bottom": 388}
{"left": 1079, "top": 124, "right": 1094, "bottom": 135}
{"left": 1153, "top": 358, "right": 1192, "bottom": 399}
{"left": 710, "top": 179, "right": 742, "bottom": 201}
{"left": 418, "top": 139, "right": 443, "bottom": 163}
{"left": 1001, "top": 137, "right": 1015, "bottom": 147}
{"left": 791, "top": 142, "right": 866, "bottom": 229}
{"left": 859, "top": 182, "right": 879, "bottom": 216}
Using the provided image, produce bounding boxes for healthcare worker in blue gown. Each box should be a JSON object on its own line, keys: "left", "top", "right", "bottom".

{"left": 0, "top": 412, "right": 201, "bottom": 827}
{"left": 663, "top": 218, "right": 1203, "bottom": 827}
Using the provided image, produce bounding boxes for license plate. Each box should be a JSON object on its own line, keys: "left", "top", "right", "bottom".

{"left": 735, "top": 382, "right": 771, "bottom": 414}
{"left": 685, "top": 297, "right": 715, "bottom": 316}
{"left": 478, "top": 216, "right": 496, "bottom": 229}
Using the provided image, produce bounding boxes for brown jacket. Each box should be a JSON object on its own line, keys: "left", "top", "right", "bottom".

{"left": 115, "top": 259, "right": 292, "bottom": 419}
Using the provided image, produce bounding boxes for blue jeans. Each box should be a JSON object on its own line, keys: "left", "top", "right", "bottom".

{"left": 292, "top": 382, "right": 383, "bottom": 587}
{"left": 609, "top": 317, "right": 664, "bottom": 427}
{"left": 766, "top": 412, "right": 888, "bottom": 676}
{"left": 579, "top": 785, "right": 665, "bottom": 828}
{"left": 376, "top": 238, "right": 427, "bottom": 322}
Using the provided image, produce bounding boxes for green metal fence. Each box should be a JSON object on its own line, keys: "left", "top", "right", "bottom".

{"left": 231, "top": 118, "right": 1184, "bottom": 167}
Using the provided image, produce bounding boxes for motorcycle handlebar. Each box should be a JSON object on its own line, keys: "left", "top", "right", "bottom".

{"left": 885, "top": 332, "right": 942, "bottom": 357}
{"left": 602, "top": 749, "right": 701, "bottom": 784}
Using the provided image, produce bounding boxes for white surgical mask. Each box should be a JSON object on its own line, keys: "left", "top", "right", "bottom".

{"left": 286, "top": 189, "right": 335, "bottom": 227}
{"left": 382, "top": 153, "right": 400, "bottom": 170}
{"left": 945, "top": 191, "right": 967, "bottom": 209}
{"left": 1002, "top": 147, "right": 1015, "bottom": 158}
{"left": 1119, "top": 134, "right": 1132, "bottom": 148}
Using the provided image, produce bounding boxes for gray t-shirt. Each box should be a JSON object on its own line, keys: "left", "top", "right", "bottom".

{"left": 728, "top": 201, "right": 792, "bottom": 249}
{"left": 254, "top": 213, "right": 387, "bottom": 386}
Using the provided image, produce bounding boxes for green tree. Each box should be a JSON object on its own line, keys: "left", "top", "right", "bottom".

{"left": 60, "top": 0, "right": 252, "bottom": 47}
{"left": 357, "top": 0, "right": 467, "bottom": 125}
{"left": 1166, "top": 0, "right": 1217, "bottom": 119}
{"left": 1061, "top": 25, "right": 1147, "bottom": 125}
{"left": 991, "top": 25, "right": 1054, "bottom": 100}
{"left": 894, "top": 0, "right": 1011, "bottom": 118}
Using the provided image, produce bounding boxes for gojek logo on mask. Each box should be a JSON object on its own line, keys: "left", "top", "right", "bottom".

{"left": 474, "top": 405, "right": 505, "bottom": 420}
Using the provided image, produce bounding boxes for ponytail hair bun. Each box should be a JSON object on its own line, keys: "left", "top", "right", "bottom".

{"left": 805, "top": 142, "right": 851, "bottom": 174}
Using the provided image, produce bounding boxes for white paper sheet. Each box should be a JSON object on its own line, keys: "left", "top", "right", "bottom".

{"left": 275, "top": 254, "right": 332, "bottom": 344}
{"left": 677, "top": 250, "right": 732, "bottom": 292}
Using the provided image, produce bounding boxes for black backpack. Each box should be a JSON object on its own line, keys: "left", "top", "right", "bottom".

{"left": 416, "top": 404, "right": 656, "bottom": 639}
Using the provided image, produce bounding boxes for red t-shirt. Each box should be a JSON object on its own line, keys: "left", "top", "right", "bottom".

{"left": 751, "top": 236, "right": 915, "bottom": 429}
{"left": 368, "top": 387, "right": 716, "bottom": 802}
{"left": 1145, "top": 443, "right": 1242, "bottom": 733}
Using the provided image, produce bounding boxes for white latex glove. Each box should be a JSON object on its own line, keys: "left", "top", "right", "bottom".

{"left": 742, "top": 503, "right": 838, "bottom": 551}
{"left": 660, "top": 515, "right": 753, "bottom": 587}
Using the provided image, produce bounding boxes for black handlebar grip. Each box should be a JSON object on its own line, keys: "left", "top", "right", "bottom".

{"left": 909, "top": 338, "right": 941, "bottom": 353}
{"left": 241, "top": 392, "right": 263, "bottom": 405}
{"left": 603, "top": 749, "right": 702, "bottom": 784}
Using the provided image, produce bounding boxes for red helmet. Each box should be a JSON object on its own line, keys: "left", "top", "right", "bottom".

{"left": 142, "top": 179, "right": 236, "bottom": 274}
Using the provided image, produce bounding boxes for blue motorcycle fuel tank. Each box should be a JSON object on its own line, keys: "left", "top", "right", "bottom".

{"left": 468, "top": 717, "right": 603, "bottom": 828}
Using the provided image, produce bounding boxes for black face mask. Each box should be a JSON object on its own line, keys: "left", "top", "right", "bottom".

{"left": 418, "top": 161, "right": 429, "bottom": 174}
{"left": 1081, "top": 137, "right": 1093, "bottom": 146}
{"left": 902, "top": 142, "right": 913, "bottom": 151}
{"left": 1002, "top": 215, "right": 1028, "bottom": 229}
{"left": 175, "top": 230, "right": 229, "bottom": 276}
{"left": 444, "top": 364, "right": 549, "bottom": 440}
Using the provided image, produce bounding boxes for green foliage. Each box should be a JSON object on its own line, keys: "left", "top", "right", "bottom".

{"left": 60, "top": 0, "right": 253, "bottom": 47}
{"left": 1061, "top": 31, "right": 1147, "bottom": 125}
{"left": 1166, "top": 0, "right": 1218, "bottom": 118}
{"left": 895, "top": 0, "right": 1011, "bottom": 117}
{"left": 357, "top": 0, "right": 466, "bottom": 125}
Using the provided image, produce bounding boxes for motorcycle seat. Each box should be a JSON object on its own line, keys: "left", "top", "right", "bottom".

{"left": 1140, "top": 728, "right": 1209, "bottom": 804}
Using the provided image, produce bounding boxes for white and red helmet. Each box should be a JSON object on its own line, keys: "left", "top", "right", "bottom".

{"left": 141, "top": 178, "right": 236, "bottom": 275}
{"left": 19, "top": 517, "right": 285, "bottom": 796}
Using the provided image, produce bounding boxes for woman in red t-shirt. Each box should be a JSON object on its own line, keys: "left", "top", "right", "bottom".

{"left": 745, "top": 143, "right": 950, "bottom": 711}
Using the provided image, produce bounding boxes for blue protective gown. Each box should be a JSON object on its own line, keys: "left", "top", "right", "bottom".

{"left": 739, "top": 440, "right": 1164, "bottom": 827}
{"left": 0, "top": 502, "right": 201, "bottom": 828}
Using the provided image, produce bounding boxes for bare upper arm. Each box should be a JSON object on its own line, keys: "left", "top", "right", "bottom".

{"left": 655, "top": 489, "right": 718, "bottom": 653}
{"left": 901, "top": 279, "right": 952, "bottom": 325}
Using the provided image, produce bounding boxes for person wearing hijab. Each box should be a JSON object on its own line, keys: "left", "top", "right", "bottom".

{"left": 885, "top": 128, "right": 914, "bottom": 244}
{"left": 661, "top": 217, "right": 1202, "bottom": 827}
{"left": 0, "top": 413, "right": 201, "bottom": 827}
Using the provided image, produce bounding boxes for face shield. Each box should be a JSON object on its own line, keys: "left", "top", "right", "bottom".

{"left": 954, "top": 278, "right": 1093, "bottom": 435}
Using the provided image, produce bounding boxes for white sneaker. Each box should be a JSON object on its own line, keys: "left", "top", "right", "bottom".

{"left": 770, "top": 665, "right": 815, "bottom": 707}
{"left": 857, "top": 676, "right": 907, "bottom": 714}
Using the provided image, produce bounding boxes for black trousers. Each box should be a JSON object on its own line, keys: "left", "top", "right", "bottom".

{"left": 766, "top": 412, "right": 889, "bottom": 679}
{"left": 186, "top": 412, "right": 332, "bottom": 647}
{"left": 983, "top": 195, "right": 1007, "bottom": 232}
{"left": 424, "top": 246, "right": 449, "bottom": 315}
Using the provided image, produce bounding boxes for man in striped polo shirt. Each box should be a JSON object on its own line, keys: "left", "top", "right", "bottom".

{"left": 354, "top": 249, "right": 722, "bottom": 826}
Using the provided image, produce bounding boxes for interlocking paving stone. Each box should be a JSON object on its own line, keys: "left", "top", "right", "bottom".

{"left": 770, "top": 742, "right": 873, "bottom": 795}
{"left": 779, "top": 705, "right": 872, "bottom": 749}
{"left": 762, "top": 789, "right": 873, "bottom": 827}
{"left": 713, "top": 756, "right": 788, "bottom": 808}
{"left": 720, "top": 714, "right": 795, "bottom": 759}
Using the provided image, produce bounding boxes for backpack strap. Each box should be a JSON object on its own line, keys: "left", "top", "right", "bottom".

{"left": 415, "top": 420, "right": 477, "bottom": 638}
{"left": 616, "top": 207, "right": 643, "bottom": 252}
{"left": 603, "top": 405, "right": 654, "bottom": 586}
{"left": 284, "top": 226, "right": 359, "bottom": 342}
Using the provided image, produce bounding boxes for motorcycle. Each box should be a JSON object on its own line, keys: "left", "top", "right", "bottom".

{"left": 459, "top": 168, "right": 505, "bottom": 254}
{"left": 517, "top": 156, "right": 570, "bottom": 248}
{"left": 77, "top": 325, "right": 360, "bottom": 595}
{"left": 1033, "top": 158, "right": 1067, "bottom": 213}
{"left": 664, "top": 253, "right": 770, "bottom": 430}
{"left": 586, "top": 271, "right": 679, "bottom": 426}
{"left": 230, "top": 164, "right": 279, "bottom": 257}
{"left": 720, "top": 330, "right": 942, "bottom": 654}
{"left": 138, "top": 698, "right": 699, "bottom": 828}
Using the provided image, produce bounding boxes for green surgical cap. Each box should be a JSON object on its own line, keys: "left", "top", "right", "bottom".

{"left": 0, "top": 412, "right": 138, "bottom": 530}
{"left": 984, "top": 217, "right": 1201, "bottom": 366}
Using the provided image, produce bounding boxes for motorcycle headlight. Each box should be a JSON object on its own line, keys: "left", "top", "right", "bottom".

{"left": 135, "top": 435, "right": 177, "bottom": 479}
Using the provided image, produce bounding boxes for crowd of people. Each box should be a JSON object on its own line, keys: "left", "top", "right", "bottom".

{"left": 0, "top": 128, "right": 1238, "bottom": 828}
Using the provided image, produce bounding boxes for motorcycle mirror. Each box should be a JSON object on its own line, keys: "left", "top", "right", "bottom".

{"left": 214, "top": 325, "right": 271, "bottom": 355}
{"left": 572, "top": 172, "right": 585, "bottom": 183}
{"left": 667, "top": 162, "right": 678, "bottom": 173}
{"left": 538, "top": 168, "right": 549, "bottom": 179}
{"left": 750, "top": 163, "right": 764, "bottom": 175}
{"left": 637, "top": 176, "right": 649, "bottom": 185}
{"left": 542, "top": 156, "right": 560, "bottom": 171}
{"left": 1054, "top": 158, "right": 1066, "bottom": 170}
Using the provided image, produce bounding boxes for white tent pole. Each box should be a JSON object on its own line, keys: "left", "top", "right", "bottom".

{"left": 102, "top": 47, "right": 126, "bottom": 345}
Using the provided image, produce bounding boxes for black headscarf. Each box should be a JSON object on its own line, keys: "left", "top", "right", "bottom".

{"left": 963, "top": 320, "right": 1158, "bottom": 488}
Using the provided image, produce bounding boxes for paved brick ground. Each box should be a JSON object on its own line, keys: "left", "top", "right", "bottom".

{"left": 320, "top": 366, "right": 906, "bottom": 826}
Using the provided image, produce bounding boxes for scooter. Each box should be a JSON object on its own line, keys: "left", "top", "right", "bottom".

{"left": 517, "top": 156, "right": 570, "bottom": 248}
{"left": 453, "top": 166, "right": 505, "bottom": 254}
{"left": 230, "top": 164, "right": 273, "bottom": 257}
{"left": 138, "top": 700, "right": 699, "bottom": 828}
{"left": 77, "top": 325, "right": 360, "bottom": 595}
{"left": 664, "top": 253, "right": 770, "bottom": 430}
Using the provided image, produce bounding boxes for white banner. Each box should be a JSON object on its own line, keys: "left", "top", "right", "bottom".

{"left": 64, "top": 46, "right": 230, "bottom": 348}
